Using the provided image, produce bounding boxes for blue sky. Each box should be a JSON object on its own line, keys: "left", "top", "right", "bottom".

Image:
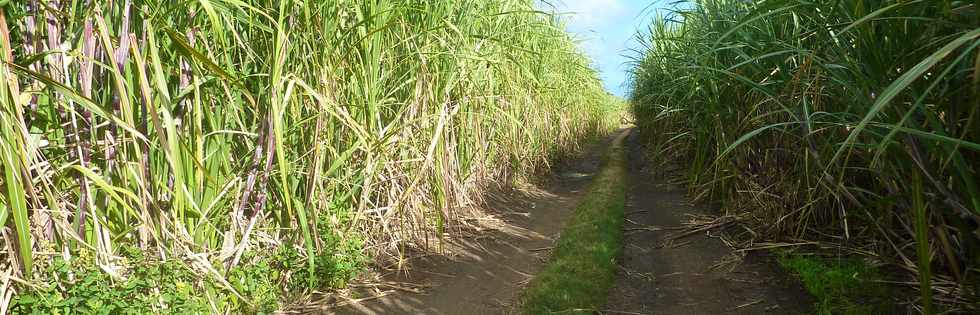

{"left": 538, "top": 0, "right": 666, "bottom": 97}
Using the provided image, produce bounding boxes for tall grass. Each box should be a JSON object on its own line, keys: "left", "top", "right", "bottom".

{"left": 630, "top": 0, "right": 979, "bottom": 311}
{"left": 0, "top": 0, "right": 619, "bottom": 312}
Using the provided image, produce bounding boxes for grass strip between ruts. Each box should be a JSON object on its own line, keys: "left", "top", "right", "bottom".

{"left": 522, "top": 130, "right": 630, "bottom": 314}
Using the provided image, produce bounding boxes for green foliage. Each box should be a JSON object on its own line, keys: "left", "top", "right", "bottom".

{"left": 10, "top": 249, "right": 212, "bottom": 314}
{"left": 279, "top": 218, "right": 368, "bottom": 291}
{"left": 8, "top": 153, "right": 367, "bottom": 314}
{"left": 226, "top": 253, "right": 282, "bottom": 314}
{"left": 523, "top": 132, "right": 628, "bottom": 314}
{"left": 0, "top": 0, "right": 619, "bottom": 313}
{"left": 11, "top": 231, "right": 366, "bottom": 314}
{"left": 777, "top": 253, "right": 894, "bottom": 315}
{"left": 629, "top": 0, "right": 980, "bottom": 309}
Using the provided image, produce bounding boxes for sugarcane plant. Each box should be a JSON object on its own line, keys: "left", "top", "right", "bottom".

{"left": 0, "top": 0, "right": 621, "bottom": 312}
{"left": 630, "top": 0, "right": 979, "bottom": 311}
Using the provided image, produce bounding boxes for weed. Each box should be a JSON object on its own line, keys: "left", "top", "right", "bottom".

{"left": 777, "top": 252, "right": 894, "bottom": 315}
{"left": 10, "top": 249, "right": 212, "bottom": 314}
{"left": 10, "top": 230, "right": 366, "bottom": 314}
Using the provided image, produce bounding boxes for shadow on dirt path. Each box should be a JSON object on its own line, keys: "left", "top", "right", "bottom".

{"left": 604, "top": 130, "right": 813, "bottom": 315}
{"left": 327, "top": 129, "right": 811, "bottom": 315}
{"left": 329, "top": 134, "right": 616, "bottom": 315}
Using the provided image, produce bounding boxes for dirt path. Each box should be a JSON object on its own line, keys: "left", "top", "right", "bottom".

{"left": 330, "top": 135, "right": 613, "bottom": 315}
{"left": 329, "top": 130, "right": 811, "bottom": 315}
{"left": 604, "top": 131, "right": 813, "bottom": 314}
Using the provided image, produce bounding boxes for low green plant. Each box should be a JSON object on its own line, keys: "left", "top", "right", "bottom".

{"left": 10, "top": 248, "right": 213, "bottom": 314}
{"left": 281, "top": 216, "right": 368, "bottom": 291}
{"left": 10, "top": 226, "right": 366, "bottom": 314}
{"left": 777, "top": 252, "right": 894, "bottom": 315}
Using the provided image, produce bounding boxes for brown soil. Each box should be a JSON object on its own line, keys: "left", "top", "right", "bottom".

{"left": 325, "top": 135, "right": 613, "bottom": 315}
{"left": 604, "top": 130, "right": 814, "bottom": 314}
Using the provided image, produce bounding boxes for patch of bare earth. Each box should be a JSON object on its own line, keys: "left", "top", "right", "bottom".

{"left": 604, "top": 131, "right": 813, "bottom": 315}
{"left": 316, "top": 136, "right": 612, "bottom": 315}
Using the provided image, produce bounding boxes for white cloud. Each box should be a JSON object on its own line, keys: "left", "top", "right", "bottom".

{"left": 537, "top": 0, "right": 640, "bottom": 96}
{"left": 543, "top": 0, "right": 630, "bottom": 63}
{"left": 555, "top": 0, "right": 627, "bottom": 32}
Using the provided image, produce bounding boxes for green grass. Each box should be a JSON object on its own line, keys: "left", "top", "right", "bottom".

{"left": 522, "top": 131, "right": 628, "bottom": 315}
{"left": 777, "top": 253, "right": 894, "bottom": 315}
